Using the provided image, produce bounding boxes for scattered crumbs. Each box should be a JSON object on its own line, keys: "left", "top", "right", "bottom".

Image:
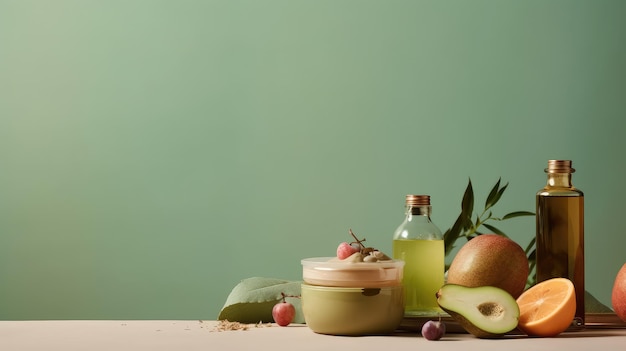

{"left": 210, "top": 320, "right": 272, "bottom": 332}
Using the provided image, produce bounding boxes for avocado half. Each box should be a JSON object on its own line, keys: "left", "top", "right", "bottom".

{"left": 436, "top": 284, "right": 520, "bottom": 338}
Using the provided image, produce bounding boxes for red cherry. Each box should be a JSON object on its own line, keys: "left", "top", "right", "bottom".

{"left": 272, "top": 301, "right": 296, "bottom": 326}
{"left": 337, "top": 242, "right": 358, "bottom": 259}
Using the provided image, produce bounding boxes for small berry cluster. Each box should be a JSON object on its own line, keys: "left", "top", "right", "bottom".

{"left": 336, "top": 229, "right": 389, "bottom": 262}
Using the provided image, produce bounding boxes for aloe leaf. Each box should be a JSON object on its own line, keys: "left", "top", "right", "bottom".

{"left": 482, "top": 223, "right": 508, "bottom": 237}
{"left": 484, "top": 177, "right": 502, "bottom": 210}
{"left": 502, "top": 211, "right": 535, "bottom": 220}
{"left": 218, "top": 277, "right": 304, "bottom": 323}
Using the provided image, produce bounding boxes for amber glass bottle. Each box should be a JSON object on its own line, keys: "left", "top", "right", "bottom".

{"left": 536, "top": 160, "right": 584, "bottom": 327}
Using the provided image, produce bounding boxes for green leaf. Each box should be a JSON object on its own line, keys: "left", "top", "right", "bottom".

{"left": 460, "top": 179, "right": 474, "bottom": 230}
{"left": 525, "top": 237, "right": 537, "bottom": 287}
{"left": 444, "top": 213, "right": 465, "bottom": 256}
{"left": 524, "top": 236, "right": 536, "bottom": 255}
{"left": 218, "top": 277, "right": 304, "bottom": 323}
{"left": 490, "top": 182, "right": 509, "bottom": 207}
{"left": 481, "top": 223, "right": 508, "bottom": 237}
{"left": 462, "top": 215, "right": 474, "bottom": 233}
{"left": 502, "top": 211, "right": 536, "bottom": 220}
{"left": 585, "top": 291, "right": 614, "bottom": 313}
{"left": 484, "top": 177, "right": 502, "bottom": 210}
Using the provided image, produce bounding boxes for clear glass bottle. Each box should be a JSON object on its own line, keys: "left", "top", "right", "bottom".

{"left": 392, "top": 195, "right": 444, "bottom": 317}
{"left": 536, "top": 160, "right": 585, "bottom": 327}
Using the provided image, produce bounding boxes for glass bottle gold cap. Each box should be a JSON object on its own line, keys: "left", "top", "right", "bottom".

{"left": 545, "top": 160, "right": 576, "bottom": 173}
{"left": 405, "top": 195, "right": 431, "bottom": 206}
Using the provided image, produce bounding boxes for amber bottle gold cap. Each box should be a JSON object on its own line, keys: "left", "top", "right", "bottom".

{"left": 545, "top": 160, "right": 575, "bottom": 173}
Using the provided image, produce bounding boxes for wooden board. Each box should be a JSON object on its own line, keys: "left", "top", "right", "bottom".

{"left": 399, "top": 313, "right": 626, "bottom": 334}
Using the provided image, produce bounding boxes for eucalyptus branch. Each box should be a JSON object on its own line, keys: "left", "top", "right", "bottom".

{"left": 444, "top": 178, "right": 535, "bottom": 270}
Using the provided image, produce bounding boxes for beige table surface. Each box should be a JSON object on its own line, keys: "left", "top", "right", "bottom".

{"left": 1, "top": 320, "right": 625, "bottom": 351}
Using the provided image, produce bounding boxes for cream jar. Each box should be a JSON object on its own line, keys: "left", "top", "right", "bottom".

{"left": 301, "top": 257, "right": 404, "bottom": 335}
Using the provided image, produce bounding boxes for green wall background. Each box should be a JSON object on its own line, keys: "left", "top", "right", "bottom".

{"left": 1, "top": 0, "right": 625, "bottom": 320}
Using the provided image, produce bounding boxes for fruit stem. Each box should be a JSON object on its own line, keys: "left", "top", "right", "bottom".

{"left": 348, "top": 228, "right": 366, "bottom": 248}
{"left": 280, "top": 292, "right": 301, "bottom": 303}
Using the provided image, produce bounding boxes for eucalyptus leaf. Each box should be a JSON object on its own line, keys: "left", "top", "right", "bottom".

{"left": 585, "top": 291, "right": 614, "bottom": 313}
{"left": 524, "top": 236, "right": 536, "bottom": 254}
{"left": 524, "top": 236, "right": 537, "bottom": 286}
{"left": 503, "top": 211, "right": 536, "bottom": 220}
{"left": 444, "top": 214, "right": 465, "bottom": 256}
{"left": 484, "top": 177, "right": 502, "bottom": 210}
{"left": 460, "top": 221, "right": 471, "bottom": 234}
{"left": 460, "top": 179, "right": 474, "bottom": 229}
{"left": 443, "top": 229, "right": 454, "bottom": 256}
{"left": 482, "top": 223, "right": 508, "bottom": 237}
{"left": 443, "top": 177, "right": 536, "bottom": 282}
{"left": 218, "top": 277, "right": 304, "bottom": 324}
{"left": 491, "top": 182, "right": 509, "bottom": 206}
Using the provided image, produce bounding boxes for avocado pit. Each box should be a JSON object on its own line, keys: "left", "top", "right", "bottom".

{"left": 477, "top": 302, "right": 505, "bottom": 319}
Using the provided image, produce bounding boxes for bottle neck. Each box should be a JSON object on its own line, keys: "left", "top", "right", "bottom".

{"left": 407, "top": 205, "right": 431, "bottom": 217}
{"left": 546, "top": 172, "right": 573, "bottom": 188}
